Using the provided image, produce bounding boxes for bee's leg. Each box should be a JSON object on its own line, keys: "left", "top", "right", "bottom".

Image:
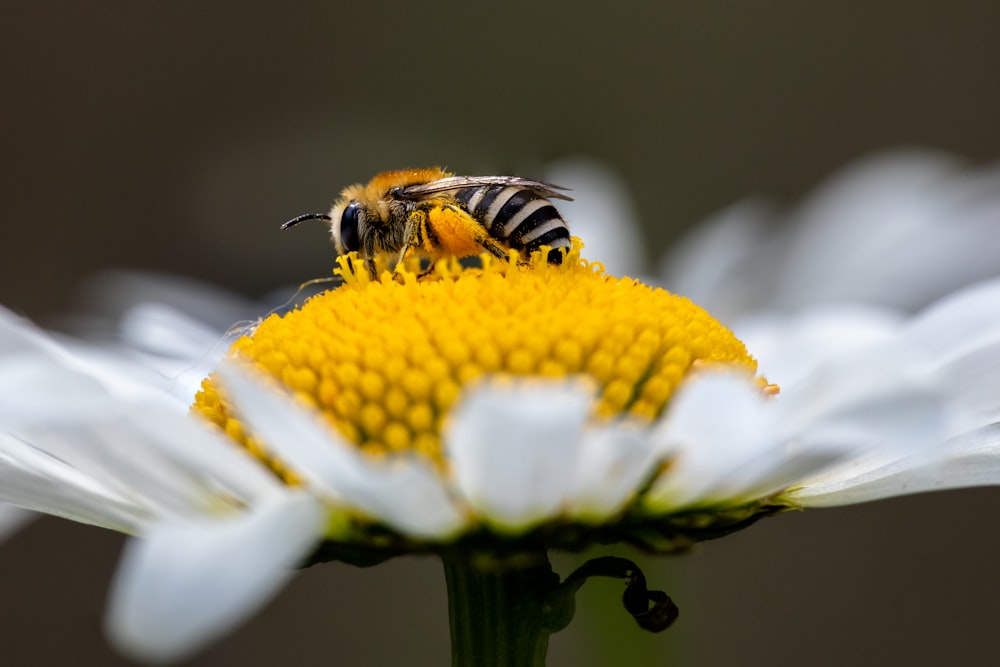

{"left": 362, "top": 234, "right": 379, "bottom": 280}
{"left": 389, "top": 212, "right": 428, "bottom": 281}
{"left": 478, "top": 237, "right": 509, "bottom": 262}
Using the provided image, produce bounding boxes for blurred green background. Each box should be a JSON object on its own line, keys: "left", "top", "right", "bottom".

{"left": 2, "top": 2, "right": 1000, "bottom": 665}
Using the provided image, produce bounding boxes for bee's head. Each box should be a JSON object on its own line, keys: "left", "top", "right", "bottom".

{"left": 329, "top": 200, "right": 362, "bottom": 255}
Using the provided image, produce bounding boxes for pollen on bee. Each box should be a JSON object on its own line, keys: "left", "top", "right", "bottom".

{"left": 424, "top": 205, "right": 490, "bottom": 258}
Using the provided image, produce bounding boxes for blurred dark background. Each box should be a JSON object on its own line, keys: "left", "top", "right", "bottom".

{"left": 2, "top": 2, "right": 1000, "bottom": 665}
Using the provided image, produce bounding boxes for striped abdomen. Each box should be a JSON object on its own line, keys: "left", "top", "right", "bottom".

{"left": 451, "top": 185, "right": 571, "bottom": 263}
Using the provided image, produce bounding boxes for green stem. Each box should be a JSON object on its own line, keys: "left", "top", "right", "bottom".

{"left": 442, "top": 553, "right": 560, "bottom": 667}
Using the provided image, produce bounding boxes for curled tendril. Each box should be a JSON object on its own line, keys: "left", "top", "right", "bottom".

{"left": 546, "top": 555, "right": 679, "bottom": 633}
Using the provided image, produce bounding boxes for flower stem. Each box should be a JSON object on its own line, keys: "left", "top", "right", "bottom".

{"left": 442, "top": 553, "right": 561, "bottom": 667}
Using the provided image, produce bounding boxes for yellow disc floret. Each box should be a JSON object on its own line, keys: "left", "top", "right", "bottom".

{"left": 193, "top": 240, "right": 765, "bottom": 477}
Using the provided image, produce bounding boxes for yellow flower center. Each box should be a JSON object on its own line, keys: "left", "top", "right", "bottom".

{"left": 193, "top": 241, "right": 768, "bottom": 479}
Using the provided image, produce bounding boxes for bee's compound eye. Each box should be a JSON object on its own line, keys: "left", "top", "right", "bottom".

{"left": 340, "top": 203, "right": 361, "bottom": 252}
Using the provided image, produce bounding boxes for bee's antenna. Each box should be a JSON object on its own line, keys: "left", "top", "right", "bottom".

{"left": 281, "top": 213, "right": 333, "bottom": 230}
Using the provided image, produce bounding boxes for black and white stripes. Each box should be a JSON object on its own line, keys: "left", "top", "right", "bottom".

{"left": 452, "top": 185, "right": 571, "bottom": 262}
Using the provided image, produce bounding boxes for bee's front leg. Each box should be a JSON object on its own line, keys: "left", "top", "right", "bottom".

{"left": 362, "top": 232, "right": 379, "bottom": 280}
{"left": 390, "top": 211, "right": 430, "bottom": 282}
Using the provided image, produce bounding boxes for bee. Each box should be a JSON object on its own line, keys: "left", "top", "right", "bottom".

{"left": 283, "top": 167, "right": 573, "bottom": 278}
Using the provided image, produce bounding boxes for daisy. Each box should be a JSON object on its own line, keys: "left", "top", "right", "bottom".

{"left": 2, "top": 154, "right": 999, "bottom": 665}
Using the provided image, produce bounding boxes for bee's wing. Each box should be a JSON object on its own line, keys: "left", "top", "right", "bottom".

{"left": 398, "top": 176, "right": 574, "bottom": 201}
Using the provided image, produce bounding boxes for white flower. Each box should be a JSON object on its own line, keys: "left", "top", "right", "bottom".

{"left": 2, "top": 152, "right": 1000, "bottom": 663}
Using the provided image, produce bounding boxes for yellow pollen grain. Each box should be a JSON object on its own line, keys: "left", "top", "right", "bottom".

{"left": 192, "top": 239, "right": 764, "bottom": 472}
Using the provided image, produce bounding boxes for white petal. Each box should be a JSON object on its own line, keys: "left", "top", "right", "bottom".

{"left": 118, "top": 302, "right": 230, "bottom": 362}
{"left": 772, "top": 151, "right": 1000, "bottom": 312}
{"left": 0, "top": 356, "right": 124, "bottom": 424}
{"left": 0, "top": 309, "right": 125, "bottom": 423}
{"left": 771, "top": 150, "right": 963, "bottom": 310}
{"left": 1, "top": 385, "right": 271, "bottom": 521}
{"left": 904, "top": 275, "right": 1000, "bottom": 356}
{"left": 927, "top": 335, "right": 1000, "bottom": 433}
{"left": 8, "top": 417, "right": 247, "bottom": 520}
{"left": 215, "top": 363, "right": 352, "bottom": 495}
{"left": 790, "top": 425, "right": 1000, "bottom": 506}
{"left": 116, "top": 302, "right": 236, "bottom": 402}
{"left": 105, "top": 491, "right": 325, "bottom": 664}
{"left": 0, "top": 307, "right": 181, "bottom": 410}
{"left": 0, "top": 306, "right": 66, "bottom": 357}
{"left": 734, "top": 304, "right": 903, "bottom": 389}
{"left": 565, "top": 425, "right": 660, "bottom": 522}
{"left": 447, "top": 379, "right": 589, "bottom": 532}
{"left": 337, "top": 460, "right": 469, "bottom": 540}
{"left": 665, "top": 150, "right": 1000, "bottom": 320}
{"left": 659, "top": 198, "right": 777, "bottom": 319}
{"left": 771, "top": 347, "right": 944, "bottom": 452}
{"left": 771, "top": 353, "right": 949, "bottom": 501}
{"left": 645, "top": 349, "right": 949, "bottom": 510}
{"left": 0, "top": 433, "right": 149, "bottom": 532}
{"left": 217, "top": 362, "right": 466, "bottom": 539}
{"left": 643, "top": 373, "right": 776, "bottom": 509}
{"left": 132, "top": 403, "right": 285, "bottom": 504}
{"left": 721, "top": 446, "right": 848, "bottom": 504}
